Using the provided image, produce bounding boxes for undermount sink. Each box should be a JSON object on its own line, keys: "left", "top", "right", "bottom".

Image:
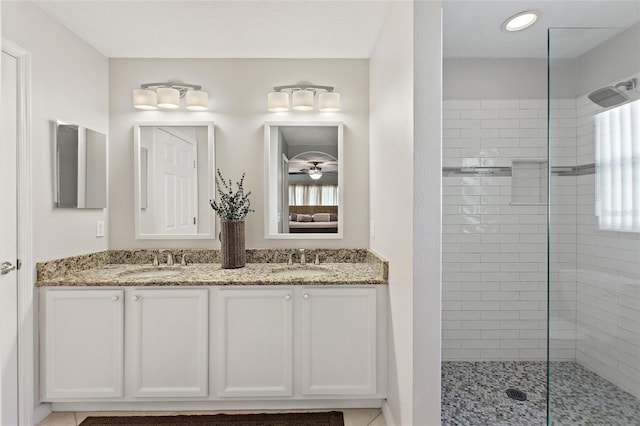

{"left": 120, "top": 267, "right": 183, "bottom": 279}
{"left": 270, "top": 266, "right": 331, "bottom": 279}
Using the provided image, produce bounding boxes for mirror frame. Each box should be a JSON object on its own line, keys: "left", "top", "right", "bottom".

{"left": 263, "top": 121, "right": 344, "bottom": 240}
{"left": 133, "top": 121, "right": 216, "bottom": 240}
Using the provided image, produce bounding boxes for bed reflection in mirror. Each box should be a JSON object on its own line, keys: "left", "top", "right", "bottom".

{"left": 264, "top": 122, "right": 343, "bottom": 239}
{"left": 133, "top": 122, "right": 215, "bottom": 240}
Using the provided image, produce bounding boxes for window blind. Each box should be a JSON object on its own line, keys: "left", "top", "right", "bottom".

{"left": 289, "top": 184, "right": 338, "bottom": 206}
{"left": 595, "top": 98, "right": 640, "bottom": 232}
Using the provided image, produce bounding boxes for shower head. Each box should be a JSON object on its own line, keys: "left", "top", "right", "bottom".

{"left": 588, "top": 78, "right": 637, "bottom": 108}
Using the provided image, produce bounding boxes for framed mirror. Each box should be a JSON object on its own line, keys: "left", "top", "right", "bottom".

{"left": 54, "top": 120, "right": 107, "bottom": 209}
{"left": 133, "top": 122, "right": 215, "bottom": 239}
{"left": 264, "top": 121, "right": 343, "bottom": 239}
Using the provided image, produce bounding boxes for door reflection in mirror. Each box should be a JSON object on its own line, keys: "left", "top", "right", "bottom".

{"left": 134, "top": 122, "right": 215, "bottom": 240}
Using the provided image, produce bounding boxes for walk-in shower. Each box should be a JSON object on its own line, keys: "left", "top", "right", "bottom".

{"left": 442, "top": 21, "right": 640, "bottom": 426}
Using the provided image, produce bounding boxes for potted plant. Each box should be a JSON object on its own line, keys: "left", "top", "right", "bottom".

{"left": 209, "top": 169, "right": 253, "bottom": 268}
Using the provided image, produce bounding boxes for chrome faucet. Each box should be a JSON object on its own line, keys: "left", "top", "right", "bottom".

{"left": 180, "top": 254, "right": 187, "bottom": 266}
{"left": 161, "top": 250, "right": 174, "bottom": 266}
{"left": 299, "top": 249, "right": 306, "bottom": 266}
{"left": 152, "top": 252, "right": 159, "bottom": 266}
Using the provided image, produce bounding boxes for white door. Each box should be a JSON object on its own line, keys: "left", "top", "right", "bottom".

{"left": 216, "top": 288, "right": 293, "bottom": 397}
{"left": 128, "top": 288, "right": 208, "bottom": 397}
{"left": 0, "top": 50, "right": 19, "bottom": 425}
{"left": 42, "top": 289, "right": 124, "bottom": 399}
{"left": 301, "top": 287, "right": 377, "bottom": 395}
{"left": 153, "top": 128, "right": 198, "bottom": 234}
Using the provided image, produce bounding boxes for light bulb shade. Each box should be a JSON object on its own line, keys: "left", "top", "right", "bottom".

{"left": 309, "top": 171, "right": 322, "bottom": 180}
{"left": 157, "top": 87, "right": 180, "bottom": 109}
{"left": 267, "top": 91, "right": 290, "bottom": 111}
{"left": 292, "top": 90, "right": 314, "bottom": 110}
{"left": 318, "top": 92, "right": 341, "bottom": 111}
{"left": 133, "top": 89, "right": 157, "bottom": 110}
{"left": 186, "top": 90, "right": 209, "bottom": 111}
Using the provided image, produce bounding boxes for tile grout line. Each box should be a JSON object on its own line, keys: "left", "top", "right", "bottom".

{"left": 366, "top": 409, "right": 383, "bottom": 426}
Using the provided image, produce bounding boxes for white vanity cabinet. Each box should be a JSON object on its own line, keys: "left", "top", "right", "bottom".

{"left": 42, "top": 289, "right": 124, "bottom": 399}
{"left": 301, "top": 287, "right": 378, "bottom": 395}
{"left": 214, "top": 286, "right": 384, "bottom": 399}
{"left": 41, "top": 284, "right": 386, "bottom": 407}
{"left": 41, "top": 287, "right": 209, "bottom": 401}
{"left": 127, "top": 288, "right": 209, "bottom": 397}
{"left": 215, "top": 288, "right": 293, "bottom": 397}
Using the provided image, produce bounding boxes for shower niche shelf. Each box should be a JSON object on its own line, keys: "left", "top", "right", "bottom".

{"left": 510, "top": 159, "right": 548, "bottom": 206}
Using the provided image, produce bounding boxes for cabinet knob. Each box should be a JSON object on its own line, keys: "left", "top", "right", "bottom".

{"left": 111, "top": 296, "right": 119, "bottom": 302}
{"left": 132, "top": 295, "right": 139, "bottom": 302}
{"left": 303, "top": 293, "right": 310, "bottom": 300}
{"left": 284, "top": 294, "right": 291, "bottom": 301}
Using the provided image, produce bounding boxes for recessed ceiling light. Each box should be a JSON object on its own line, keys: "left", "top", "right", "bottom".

{"left": 502, "top": 10, "right": 541, "bottom": 32}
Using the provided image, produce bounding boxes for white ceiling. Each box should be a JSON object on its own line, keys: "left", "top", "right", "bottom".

{"left": 34, "top": 0, "right": 390, "bottom": 58}
{"left": 443, "top": 0, "right": 640, "bottom": 58}
{"left": 34, "top": 0, "right": 640, "bottom": 59}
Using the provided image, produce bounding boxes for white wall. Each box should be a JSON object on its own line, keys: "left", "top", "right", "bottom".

{"left": 2, "top": 1, "right": 109, "bottom": 262}
{"left": 442, "top": 98, "right": 576, "bottom": 361}
{"left": 370, "top": 2, "right": 415, "bottom": 425}
{"left": 413, "top": 2, "right": 442, "bottom": 424}
{"left": 576, "top": 25, "right": 640, "bottom": 96}
{"left": 109, "top": 58, "right": 369, "bottom": 250}
{"left": 444, "top": 58, "right": 577, "bottom": 100}
{"left": 573, "top": 74, "right": 640, "bottom": 399}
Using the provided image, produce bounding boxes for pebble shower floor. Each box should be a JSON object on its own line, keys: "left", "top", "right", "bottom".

{"left": 441, "top": 361, "right": 640, "bottom": 425}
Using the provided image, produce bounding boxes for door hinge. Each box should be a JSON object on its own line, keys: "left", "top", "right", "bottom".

{"left": 17, "top": 259, "right": 22, "bottom": 270}
{"left": 193, "top": 217, "right": 197, "bottom": 225}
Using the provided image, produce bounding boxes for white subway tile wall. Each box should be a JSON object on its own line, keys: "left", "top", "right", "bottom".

{"left": 443, "top": 98, "right": 577, "bottom": 361}
{"left": 573, "top": 93, "right": 640, "bottom": 399}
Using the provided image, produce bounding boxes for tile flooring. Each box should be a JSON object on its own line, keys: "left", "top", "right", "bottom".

{"left": 442, "top": 361, "right": 547, "bottom": 425}
{"left": 38, "top": 408, "right": 385, "bottom": 426}
{"left": 442, "top": 361, "right": 640, "bottom": 425}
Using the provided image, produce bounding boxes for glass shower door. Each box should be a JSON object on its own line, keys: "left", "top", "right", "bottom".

{"left": 548, "top": 25, "right": 640, "bottom": 425}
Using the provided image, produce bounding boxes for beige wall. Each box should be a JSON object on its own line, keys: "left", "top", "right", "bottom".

{"left": 369, "top": 3, "right": 415, "bottom": 425}
{"left": 413, "top": 2, "right": 443, "bottom": 424}
{"left": 109, "top": 58, "right": 369, "bottom": 250}
{"left": 2, "top": 1, "right": 109, "bottom": 262}
{"left": 370, "top": 2, "right": 443, "bottom": 424}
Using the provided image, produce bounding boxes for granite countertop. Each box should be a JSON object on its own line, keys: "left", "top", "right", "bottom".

{"left": 36, "top": 249, "right": 389, "bottom": 287}
{"left": 37, "top": 262, "right": 385, "bottom": 287}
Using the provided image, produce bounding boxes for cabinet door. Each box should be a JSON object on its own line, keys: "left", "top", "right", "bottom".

{"left": 42, "top": 289, "right": 124, "bottom": 399}
{"left": 216, "top": 288, "right": 293, "bottom": 397}
{"left": 128, "top": 288, "right": 208, "bottom": 397}
{"left": 301, "top": 287, "right": 377, "bottom": 395}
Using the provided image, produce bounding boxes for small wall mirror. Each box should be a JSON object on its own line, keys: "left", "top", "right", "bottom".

{"left": 264, "top": 122, "right": 343, "bottom": 239}
{"left": 54, "top": 120, "right": 107, "bottom": 209}
{"left": 133, "top": 122, "right": 215, "bottom": 239}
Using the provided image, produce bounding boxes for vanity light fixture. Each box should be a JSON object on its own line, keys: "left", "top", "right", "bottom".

{"left": 501, "top": 10, "right": 540, "bottom": 32}
{"left": 267, "top": 84, "right": 341, "bottom": 112}
{"left": 133, "top": 81, "right": 209, "bottom": 111}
